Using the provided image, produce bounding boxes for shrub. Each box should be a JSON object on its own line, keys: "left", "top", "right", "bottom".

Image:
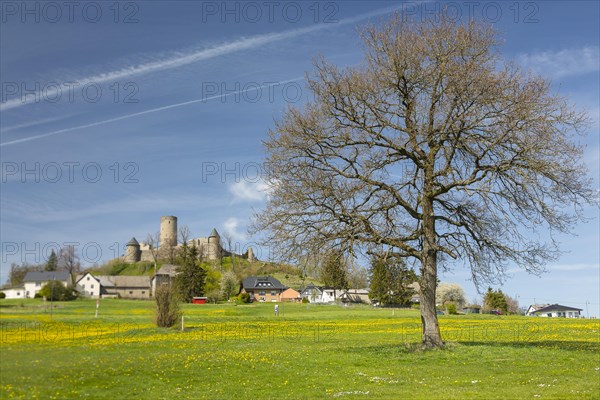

{"left": 235, "top": 292, "right": 252, "bottom": 304}
{"left": 446, "top": 302, "right": 458, "bottom": 315}
{"left": 155, "top": 285, "right": 181, "bottom": 328}
{"left": 302, "top": 297, "right": 309, "bottom": 304}
{"left": 411, "top": 302, "right": 420, "bottom": 309}
{"left": 38, "top": 282, "right": 76, "bottom": 301}
{"left": 0, "top": 292, "right": 5, "bottom": 299}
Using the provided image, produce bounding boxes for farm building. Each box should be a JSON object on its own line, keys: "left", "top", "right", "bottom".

{"left": 76, "top": 272, "right": 151, "bottom": 299}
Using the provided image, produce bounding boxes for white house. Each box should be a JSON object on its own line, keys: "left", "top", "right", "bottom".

{"left": 300, "top": 283, "right": 344, "bottom": 303}
{"left": 1, "top": 287, "right": 26, "bottom": 299}
{"left": 76, "top": 273, "right": 151, "bottom": 299}
{"left": 76, "top": 272, "right": 102, "bottom": 298}
{"left": 528, "top": 304, "right": 583, "bottom": 318}
{"left": 526, "top": 304, "right": 549, "bottom": 316}
{"left": 23, "top": 271, "right": 70, "bottom": 298}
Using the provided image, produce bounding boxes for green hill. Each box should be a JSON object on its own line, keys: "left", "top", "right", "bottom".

{"left": 84, "top": 256, "right": 321, "bottom": 290}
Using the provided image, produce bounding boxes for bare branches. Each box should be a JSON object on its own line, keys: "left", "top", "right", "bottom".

{"left": 254, "top": 13, "right": 594, "bottom": 286}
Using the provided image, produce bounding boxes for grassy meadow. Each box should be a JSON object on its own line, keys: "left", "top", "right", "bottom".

{"left": 0, "top": 298, "right": 598, "bottom": 399}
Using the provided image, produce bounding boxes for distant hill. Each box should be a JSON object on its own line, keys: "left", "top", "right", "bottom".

{"left": 83, "top": 256, "right": 321, "bottom": 289}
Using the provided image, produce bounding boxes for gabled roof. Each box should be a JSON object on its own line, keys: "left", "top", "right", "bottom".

{"left": 300, "top": 283, "right": 323, "bottom": 293}
{"left": 534, "top": 304, "right": 583, "bottom": 313}
{"left": 155, "top": 264, "right": 180, "bottom": 277}
{"left": 76, "top": 273, "right": 150, "bottom": 288}
{"left": 24, "top": 271, "right": 70, "bottom": 283}
{"left": 281, "top": 288, "right": 301, "bottom": 299}
{"left": 242, "top": 276, "right": 286, "bottom": 290}
{"left": 126, "top": 237, "right": 140, "bottom": 246}
{"left": 106, "top": 276, "right": 151, "bottom": 288}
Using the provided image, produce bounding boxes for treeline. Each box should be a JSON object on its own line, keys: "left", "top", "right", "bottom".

{"left": 4, "top": 246, "right": 81, "bottom": 288}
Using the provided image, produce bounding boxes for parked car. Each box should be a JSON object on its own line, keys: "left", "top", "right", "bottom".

{"left": 490, "top": 310, "right": 503, "bottom": 315}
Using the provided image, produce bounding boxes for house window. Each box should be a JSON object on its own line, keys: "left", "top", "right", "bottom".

{"left": 271, "top": 291, "right": 276, "bottom": 296}
{"left": 142, "top": 291, "right": 145, "bottom": 294}
{"left": 82, "top": 284, "right": 86, "bottom": 289}
{"left": 91, "top": 284, "right": 94, "bottom": 289}
{"left": 129, "top": 291, "right": 133, "bottom": 294}
{"left": 87, "top": 277, "right": 90, "bottom": 281}
{"left": 36, "top": 282, "right": 41, "bottom": 287}
{"left": 259, "top": 291, "right": 266, "bottom": 296}
{"left": 547, "top": 313, "right": 552, "bottom": 317}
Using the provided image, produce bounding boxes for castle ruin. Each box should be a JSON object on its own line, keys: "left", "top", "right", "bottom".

{"left": 124, "top": 216, "right": 255, "bottom": 263}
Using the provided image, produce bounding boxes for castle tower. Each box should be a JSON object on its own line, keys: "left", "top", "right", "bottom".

{"left": 207, "top": 228, "right": 221, "bottom": 260}
{"left": 160, "top": 216, "right": 178, "bottom": 248}
{"left": 125, "top": 237, "right": 141, "bottom": 263}
{"left": 247, "top": 247, "right": 255, "bottom": 262}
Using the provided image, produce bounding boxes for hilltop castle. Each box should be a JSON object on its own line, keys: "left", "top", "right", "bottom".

{"left": 124, "top": 216, "right": 255, "bottom": 263}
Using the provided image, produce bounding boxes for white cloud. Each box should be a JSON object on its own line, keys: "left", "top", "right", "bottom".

{"left": 222, "top": 217, "right": 246, "bottom": 242}
{"left": 517, "top": 46, "right": 600, "bottom": 79}
{"left": 229, "top": 180, "right": 271, "bottom": 202}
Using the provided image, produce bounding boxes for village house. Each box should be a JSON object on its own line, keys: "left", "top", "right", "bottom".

{"left": 150, "top": 264, "right": 180, "bottom": 293}
{"left": 23, "top": 271, "right": 70, "bottom": 298}
{"left": 76, "top": 272, "right": 151, "bottom": 299}
{"left": 281, "top": 287, "right": 302, "bottom": 302}
{"left": 299, "top": 283, "right": 345, "bottom": 303}
{"left": 1, "top": 287, "right": 26, "bottom": 299}
{"left": 339, "top": 288, "right": 371, "bottom": 304}
{"left": 527, "top": 304, "right": 583, "bottom": 318}
{"left": 526, "top": 304, "right": 549, "bottom": 316}
{"left": 241, "top": 276, "right": 286, "bottom": 302}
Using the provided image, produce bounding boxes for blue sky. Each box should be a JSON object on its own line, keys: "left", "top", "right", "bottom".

{"left": 1, "top": 1, "right": 598, "bottom": 315}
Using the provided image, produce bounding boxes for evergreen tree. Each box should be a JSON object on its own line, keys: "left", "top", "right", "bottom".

{"left": 483, "top": 287, "right": 508, "bottom": 313}
{"left": 320, "top": 250, "right": 348, "bottom": 299}
{"left": 369, "top": 256, "right": 390, "bottom": 305}
{"left": 174, "top": 244, "right": 206, "bottom": 302}
{"left": 369, "top": 255, "right": 416, "bottom": 306}
{"left": 45, "top": 250, "right": 58, "bottom": 271}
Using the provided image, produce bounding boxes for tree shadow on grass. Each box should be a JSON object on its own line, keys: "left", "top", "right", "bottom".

{"left": 343, "top": 340, "right": 599, "bottom": 357}
{"left": 457, "top": 340, "right": 600, "bottom": 352}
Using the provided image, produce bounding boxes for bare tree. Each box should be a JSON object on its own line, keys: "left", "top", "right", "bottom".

{"left": 252, "top": 15, "right": 595, "bottom": 348}
{"left": 59, "top": 245, "right": 80, "bottom": 286}
{"left": 223, "top": 233, "right": 235, "bottom": 272}
{"left": 146, "top": 231, "right": 160, "bottom": 273}
{"left": 178, "top": 225, "right": 191, "bottom": 246}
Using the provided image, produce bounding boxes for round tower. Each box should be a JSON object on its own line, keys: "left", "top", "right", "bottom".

{"left": 160, "top": 216, "right": 178, "bottom": 248}
{"left": 247, "top": 246, "right": 255, "bottom": 262}
{"left": 208, "top": 228, "right": 221, "bottom": 260}
{"left": 125, "top": 237, "right": 141, "bottom": 263}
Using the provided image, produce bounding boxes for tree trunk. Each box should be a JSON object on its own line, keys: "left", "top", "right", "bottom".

{"left": 420, "top": 194, "right": 444, "bottom": 348}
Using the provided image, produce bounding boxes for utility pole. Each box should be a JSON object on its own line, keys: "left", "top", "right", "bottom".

{"left": 585, "top": 301, "right": 590, "bottom": 318}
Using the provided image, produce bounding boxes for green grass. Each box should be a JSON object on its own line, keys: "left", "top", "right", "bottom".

{"left": 1, "top": 298, "right": 598, "bottom": 399}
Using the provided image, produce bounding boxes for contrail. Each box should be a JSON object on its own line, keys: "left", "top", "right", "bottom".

{"left": 0, "top": 5, "right": 399, "bottom": 112}
{"left": 0, "top": 78, "right": 303, "bottom": 146}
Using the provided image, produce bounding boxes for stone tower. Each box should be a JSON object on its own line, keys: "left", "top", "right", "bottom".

{"left": 247, "top": 247, "right": 255, "bottom": 262}
{"left": 125, "top": 237, "right": 141, "bottom": 263}
{"left": 207, "top": 228, "right": 221, "bottom": 260}
{"left": 160, "top": 216, "right": 178, "bottom": 248}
